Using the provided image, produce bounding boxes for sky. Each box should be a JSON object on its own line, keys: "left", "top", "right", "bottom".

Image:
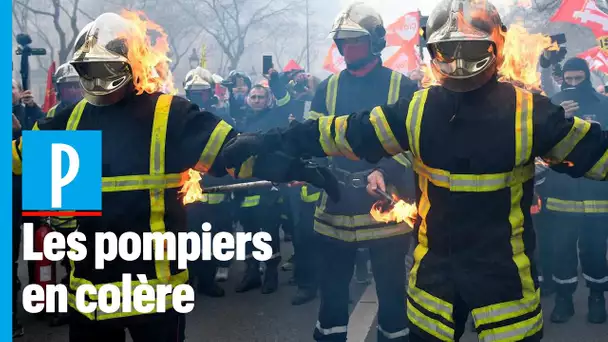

{"left": 338, "top": 0, "right": 520, "bottom": 24}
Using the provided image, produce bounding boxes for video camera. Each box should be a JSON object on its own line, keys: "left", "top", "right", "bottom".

{"left": 540, "top": 34, "right": 568, "bottom": 68}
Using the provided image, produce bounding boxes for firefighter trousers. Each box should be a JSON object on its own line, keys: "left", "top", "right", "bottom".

{"left": 533, "top": 212, "right": 556, "bottom": 291}
{"left": 314, "top": 236, "right": 409, "bottom": 342}
{"left": 549, "top": 213, "right": 608, "bottom": 294}
{"left": 239, "top": 204, "right": 282, "bottom": 263}
{"left": 293, "top": 201, "right": 319, "bottom": 291}
{"left": 69, "top": 310, "right": 185, "bottom": 342}
{"left": 186, "top": 201, "right": 234, "bottom": 285}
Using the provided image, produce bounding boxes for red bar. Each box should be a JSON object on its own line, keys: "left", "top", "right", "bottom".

{"left": 22, "top": 211, "right": 102, "bottom": 217}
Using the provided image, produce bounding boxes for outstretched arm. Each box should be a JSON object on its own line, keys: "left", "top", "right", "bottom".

{"left": 534, "top": 96, "right": 608, "bottom": 180}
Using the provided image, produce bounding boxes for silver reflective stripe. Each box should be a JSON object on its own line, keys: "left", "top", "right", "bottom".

{"left": 478, "top": 313, "right": 542, "bottom": 342}
{"left": 583, "top": 274, "right": 608, "bottom": 284}
{"left": 369, "top": 107, "right": 402, "bottom": 155}
{"left": 407, "top": 300, "right": 454, "bottom": 341}
{"left": 378, "top": 325, "right": 409, "bottom": 339}
{"left": 101, "top": 175, "right": 183, "bottom": 191}
{"left": 585, "top": 150, "right": 608, "bottom": 180}
{"left": 472, "top": 297, "right": 537, "bottom": 324}
{"left": 546, "top": 198, "right": 608, "bottom": 213}
{"left": 552, "top": 275, "right": 578, "bottom": 284}
{"left": 407, "top": 91, "right": 425, "bottom": 158}
{"left": 408, "top": 286, "right": 453, "bottom": 323}
{"left": 315, "top": 321, "right": 347, "bottom": 335}
{"left": 516, "top": 88, "right": 533, "bottom": 166}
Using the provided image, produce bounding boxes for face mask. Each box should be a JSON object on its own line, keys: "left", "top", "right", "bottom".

{"left": 342, "top": 42, "right": 371, "bottom": 64}
{"left": 57, "top": 83, "right": 84, "bottom": 105}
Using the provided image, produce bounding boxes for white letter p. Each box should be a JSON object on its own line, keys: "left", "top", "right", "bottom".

{"left": 51, "top": 143, "right": 80, "bottom": 208}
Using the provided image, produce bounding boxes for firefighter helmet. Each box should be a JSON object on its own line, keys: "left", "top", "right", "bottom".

{"left": 54, "top": 63, "right": 83, "bottom": 104}
{"left": 329, "top": 2, "right": 386, "bottom": 55}
{"left": 183, "top": 67, "right": 214, "bottom": 91}
{"left": 425, "top": 0, "right": 506, "bottom": 92}
{"left": 69, "top": 13, "right": 134, "bottom": 106}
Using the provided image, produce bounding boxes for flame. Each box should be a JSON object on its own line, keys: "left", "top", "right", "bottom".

{"left": 531, "top": 195, "right": 542, "bottom": 214}
{"left": 370, "top": 194, "right": 418, "bottom": 227}
{"left": 118, "top": 10, "right": 174, "bottom": 95}
{"left": 179, "top": 169, "right": 204, "bottom": 205}
{"left": 497, "top": 23, "right": 558, "bottom": 91}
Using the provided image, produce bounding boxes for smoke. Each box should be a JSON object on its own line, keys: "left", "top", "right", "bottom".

{"left": 338, "top": 0, "right": 520, "bottom": 23}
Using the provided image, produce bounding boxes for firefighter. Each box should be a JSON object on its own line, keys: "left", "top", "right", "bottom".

{"left": 46, "top": 64, "right": 84, "bottom": 326}
{"left": 221, "top": 0, "right": 608, "bottom": 340}
{"left": 183, "top": 66, "right": 232, "bottom": 123}
{"left": 234, "top": 82, "right": 294, "bottom": 294}
{"left": 286, "top": 3, "right": 420, "bottom": 341}
{"left": 11, "top": 12, "right": 337, "bottom": 342}
{"left": 183, "top": 69, "right": 237, "bottom": 297}
{"left": 543, "top": 57, "right": 608, "bottom": 324}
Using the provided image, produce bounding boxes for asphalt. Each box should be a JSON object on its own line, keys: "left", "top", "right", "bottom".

{"left": 15, "top": 242, "right": 608, "bottom": 342}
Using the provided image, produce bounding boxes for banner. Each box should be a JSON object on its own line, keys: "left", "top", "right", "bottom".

{"left": 42, "top": 61, "right": 57, "bottom": 113}
{"left": 578, "top": 46, "right": 608, "bottom": 73}
{"left": 551, "top": 0, "right": 608, "bottom": 38}
{"left": 385, "top": 12, "right": 421, "bottom": 47}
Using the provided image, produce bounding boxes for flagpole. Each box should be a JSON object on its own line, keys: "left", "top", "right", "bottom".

{"left": 306, "top": 0, "right": 310, "bottom": 71}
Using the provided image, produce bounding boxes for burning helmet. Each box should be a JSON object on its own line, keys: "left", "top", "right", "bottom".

{"left": 329, "top": 2, "right": 386, "bottom": 55}
{"left": 69, "top": 13, "right": 134, "bottom": 106}
{"left": 54, "top": 63, "right": 84, "bottom": 104}
{"left": 425, "top": 0, "right": 507, "bottom": 92}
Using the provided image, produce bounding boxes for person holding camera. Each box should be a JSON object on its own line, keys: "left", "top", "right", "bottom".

{"left": 540, "top": 57, "right": 608, "bottom": 325}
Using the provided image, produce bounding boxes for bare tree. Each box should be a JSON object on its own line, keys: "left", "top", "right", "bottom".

{"left": 176, "top": 0, "right": 302, "bottom": 70}
{"left": 13, "top": 0, "right": 94, "bottom": 64}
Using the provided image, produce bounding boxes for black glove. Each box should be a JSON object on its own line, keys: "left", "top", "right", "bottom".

{"left": 222, "top": 133, "right": 265, "bottom": 170}
{"left": 253, "top": 152, "right": 340, "bottom": 202}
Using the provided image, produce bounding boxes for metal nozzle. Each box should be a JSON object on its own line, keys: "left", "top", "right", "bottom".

{"left": 374, "top": 188, "right": 396, "bottom": 206}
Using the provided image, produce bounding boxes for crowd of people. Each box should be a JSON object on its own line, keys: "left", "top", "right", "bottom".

{"left": 11, "top": 0, "right": 608, "bottom": 341}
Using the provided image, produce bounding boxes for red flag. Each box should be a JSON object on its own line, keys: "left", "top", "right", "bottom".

{"left": 578, "top": 46, "right": 608, "bottom": 73}
{"left": 283, "top": 59, "right": 303, "bottom": 72}
{"left": 386, "top": 12, "right": 421, "bottom": 47}
{"left": 551, "top": 0, "right": 608, "bottom": 38}
{"left": 323, "top": 43, "right": 346, "bottom": 74}
{"left": 42, "top": 61, "right": 57, "bottom": 113}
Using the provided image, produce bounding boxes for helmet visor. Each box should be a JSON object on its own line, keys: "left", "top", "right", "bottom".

{"left": 72, "top": 61, "right": 131, "bottom": 94}
{"left": 432, "top": 41, "right": 495, "bottom": 79}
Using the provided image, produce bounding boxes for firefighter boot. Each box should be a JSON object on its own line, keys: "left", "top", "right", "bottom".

{"left": 235, "top": 260, "right": 261, "bottom": 293}
{"left": 550, "top": 295, "right": 575, "bottom": 323}
{"left": 262, "top": 259, "right": 279, "bottom": 294}
{"left": 587, "top": 290, "right": 607, "bottom": 324}
{"left": 291, "top": 288, "right": 317, "bottom": 306}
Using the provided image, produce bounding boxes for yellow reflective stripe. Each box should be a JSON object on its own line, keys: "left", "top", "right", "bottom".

{"left": 313, "top": 221, "right": 410, "bottom": 242}
{"left": 51, "top": 216, "right": 78, "bottom": 229}
{"left": 241, "top": 195, "right": 261, "bottom": 207}
{"left": 32, "top": 122, "right": 40, "bottom": 131}
{"left": 585, "top": 149, "right": 608, "bottom": 180}
{"left": 472, "top": 290, "right": 540, "bottom": 326}
{"left": 198, "top": 120, "right": 233, "bottom": 171}
{"left": 334, "top": 116, "right": 358, "bottom": 160}
{"left": 477, "top": 311, "right": 543, "bottom": 342}
{"left": 101, "top": 173, "right": 185, "bottom": 192}
{"left": 387, "top": 71, "right": 402, "bottom": 105}
{"left": 545, "top": 198, "right": 608, "bottom": 213}
{"left": 408, "top": 286, "right": 454, "bottom": 324}
{"left": 543, "top": 117, "right": 591, "bottom": 163}
{"left": 393, "top": 153, "right": 411, "bottom": 168}
{"left": 276, "top": 92, "right": 290, "bottom": 107}
{"left": 238, "top": 156, "right": 256, "bottom": 179}
{"left": 301, "top": 186, "right": 321, "bottom": 202}
{"left": 413, "top": 159, "right": 535, "bottom": 192}
{"left": 407, "top": 299, "right": 454, "bottom": 342}
{"left": 315, "top": 207, "right": 382, "bottom": 228}
{"left": 509, "top": 182, "right": 537, "bottom": 300}
{"left": 370, "top": 106, "right": 403, "bottom": 155}
{"left": 46, "top": 105, "right": 57, "bottom": 118}
{"left": 406, "top": 89, "right": 429, "bottom": 158}
{"left": 409, "top": 176, "right": 430, "bottom": 290}
{"left": 12, "top": 140, "right": 22, "bottom": 175}
{"left": 200, "top": 193, "right": 226, "bottom": 204}
{"left": 326, "top": 73, "right": 341, "bottom": 115}
{"left": 318, "top": 116, "right": 340, "bottom": 156}
{"left": 66, "top": 99, "right": 87, "bottom": 131}
{"left": 305, "top": 111, "right": 324, "bottom": 120}
{"left": 514, "top": 87, "right": 533, "bottom": 166}
{"left": 150, "top": 94, "right": 172, "bottom": 283}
